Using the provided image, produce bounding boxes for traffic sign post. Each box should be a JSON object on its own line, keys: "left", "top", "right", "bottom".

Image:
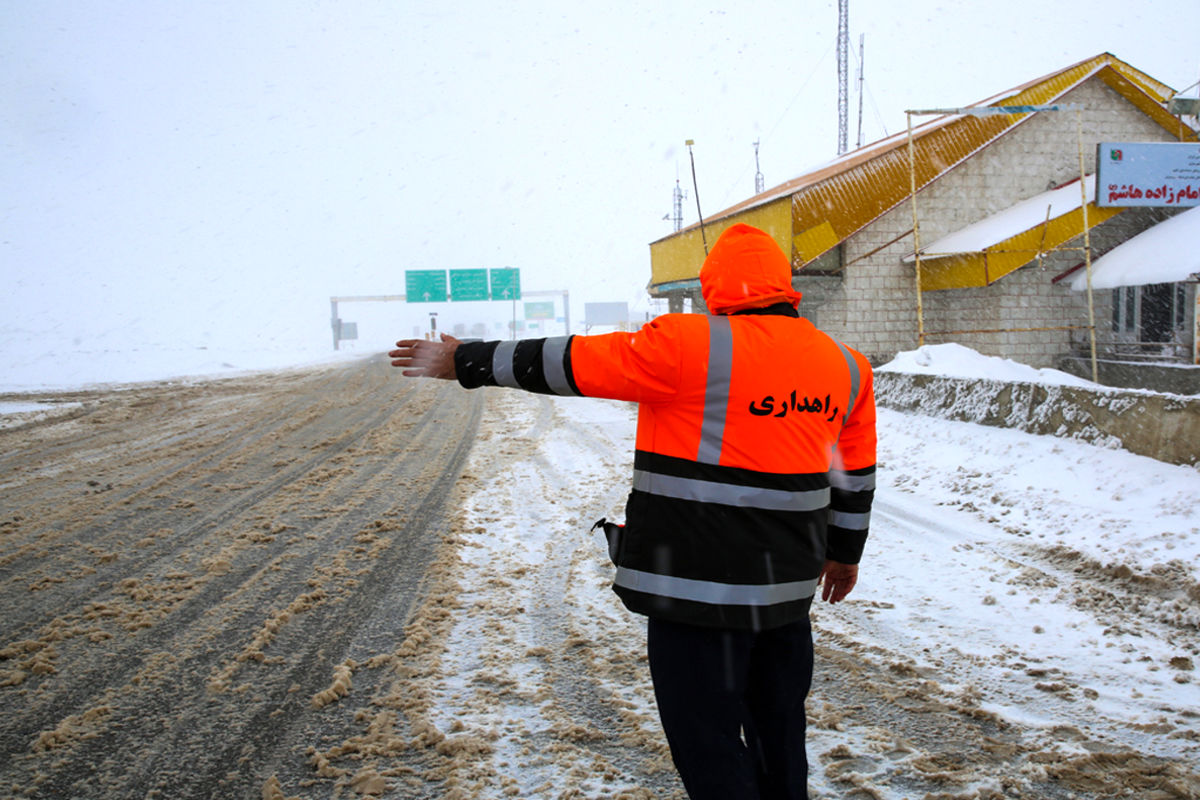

{"left": 405, "top": 270, "right": 448, "bottom": 303}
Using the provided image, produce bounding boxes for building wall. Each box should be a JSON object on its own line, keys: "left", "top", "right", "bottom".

{"left": 809, "top": 77, "right": 1182, "bottom": 367}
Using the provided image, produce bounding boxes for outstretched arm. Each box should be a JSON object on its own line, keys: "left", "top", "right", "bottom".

{"left": 388, "top": 334, "right": 461, "bottom": 380}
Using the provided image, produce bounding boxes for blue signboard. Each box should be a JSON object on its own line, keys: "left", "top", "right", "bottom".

{"left": 1096, "top": 142, "right": 1200, "bottom": 207}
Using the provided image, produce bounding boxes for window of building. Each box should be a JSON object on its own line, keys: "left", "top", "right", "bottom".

{"left": 1112, "top": 286, "right": 1137, "bottom": 334}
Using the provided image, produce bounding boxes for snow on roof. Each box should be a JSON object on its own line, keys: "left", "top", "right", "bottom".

{"left": 904, "top": 175, "right": 1095, "bottom": 261}
{"left": 1070, "top": 205, "right": 1200, "bottom": 290}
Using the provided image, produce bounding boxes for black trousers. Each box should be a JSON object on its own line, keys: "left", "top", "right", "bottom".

{"left": 647, "top": 617, "right": 814, "bottom": 800}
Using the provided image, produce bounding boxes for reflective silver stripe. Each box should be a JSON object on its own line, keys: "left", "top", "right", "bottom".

{"left": 830, "top": 470, "right": 876, "bottom": 492}
{"left": 835, "top": 341, "right": 860, "bottom": 423}
{"left": 542, "top": 336, "right": 578, "bottom": 396}
{"left": 697, "top": 316, "right": 734, "bottom": 464}
{"left": 830, "top": 510, "right": 871, "bottom": 530}
{"left": 633, "top": 469, "right": 830, "bottom": 512}
{"left": 492, "top": 341, "right": 519, "bottom": 388}
{"left": 614, "top": 566, "right": 819, "bottom": 606}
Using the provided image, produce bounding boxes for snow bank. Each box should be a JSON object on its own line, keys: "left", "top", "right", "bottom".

{"left": 878, "top": 343, "right": 1097, "bottom": 388}
{"left": 876, "top": 344, "right": 1200, "bottom": 466}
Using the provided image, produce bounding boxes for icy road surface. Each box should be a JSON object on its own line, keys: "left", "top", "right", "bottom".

{"left": 0, "top": 356, "right": 1196, "bottom": 799}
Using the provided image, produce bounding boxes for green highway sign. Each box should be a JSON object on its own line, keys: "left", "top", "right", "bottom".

{"left": 405, "top": 267, "right": 521, "bottom": 303}
{"left": 405, "top": 270, "right": 448, "bottom": 303}
{"left": 524, "top": 301, "right": 555, "bottom": 320}
{"left": 450, "top": 269, "right": 489, "bottom": 301}
{"left": 490, "top": 267, "right": 521, "bottom": 300}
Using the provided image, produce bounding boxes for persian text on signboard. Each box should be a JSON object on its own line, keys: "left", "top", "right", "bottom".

{"left": 1096, "top": 142, "right": 1200, "bottom": 208}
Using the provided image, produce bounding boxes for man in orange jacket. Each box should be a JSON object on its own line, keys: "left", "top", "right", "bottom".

{"left": 390, "top": 223, "right": 876, "bottom": 799}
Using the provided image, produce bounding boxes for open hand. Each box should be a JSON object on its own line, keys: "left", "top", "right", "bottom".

{"left": 388, "top": 334, "right": 461, "bottom": 379}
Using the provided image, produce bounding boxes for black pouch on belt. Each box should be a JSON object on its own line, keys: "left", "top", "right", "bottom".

{"left": 590, "top": 517, "right": 624, "bottom": 565}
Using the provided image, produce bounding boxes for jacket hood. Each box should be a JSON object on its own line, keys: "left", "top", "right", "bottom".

{"left": 699, "top": 224, "right": 803, "bottom": 315}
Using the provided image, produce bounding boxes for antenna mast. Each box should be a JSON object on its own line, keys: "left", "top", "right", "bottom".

{"left": 856, "top": 33, "right": 865, "bottom": 149}
{"left": 686, "top": 139, "right": 709, "bottom": 255}
{"left": 837, "top": 0, "right": 849, "bottom": 155}
{"left": 671, "top": 179, "right": 684, "bottom": 231}
{"left": 753, "top": 140, "right": 764, "bottom": 194}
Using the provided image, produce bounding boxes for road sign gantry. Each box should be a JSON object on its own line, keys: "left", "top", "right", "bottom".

{"left": 403, "top": 268, "right": 521, "bottom": 302}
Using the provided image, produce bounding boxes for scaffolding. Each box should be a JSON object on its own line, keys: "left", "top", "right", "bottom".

{"left": 905, "top": 103, "right": 1100, "bottom": 382}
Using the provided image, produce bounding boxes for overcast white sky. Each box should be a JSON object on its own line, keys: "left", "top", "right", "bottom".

{"left": 3, "top": 0, "right": 1199, "bottom": 354}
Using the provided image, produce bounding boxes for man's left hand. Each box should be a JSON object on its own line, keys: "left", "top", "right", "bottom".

{"left": 819, "top": 560, "right": 858, "bottom": 603}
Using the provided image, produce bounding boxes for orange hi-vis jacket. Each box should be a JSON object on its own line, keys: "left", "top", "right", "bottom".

{"left": 453, "top": 225, "right": 876, "bottom": 630}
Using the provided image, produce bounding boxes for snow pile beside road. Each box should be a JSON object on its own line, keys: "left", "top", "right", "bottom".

{"left": 878, "top": 343, "right": 1096, "bottom": 388}
{"left": 875, "top": 344, "right": 1200, "bottom": 466}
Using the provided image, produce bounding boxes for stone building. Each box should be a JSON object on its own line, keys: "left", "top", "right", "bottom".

{"left": 647, "top": 54, "right": 1199, "bottom": 380}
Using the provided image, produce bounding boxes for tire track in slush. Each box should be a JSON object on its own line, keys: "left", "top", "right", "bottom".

{"left": 0, "top": 368, "right": 337, "bottom": 582}
{"left": 0, "top": 367, "right": 342, "bottom": 484}
{"left": 359, "top": 393, "right": 685, "bottom": 799}
{"left": 0, "top": 361, "right": 418, "bottom": 663}
{"left": 0, "top": 362, "right": 394, "bottom": 586}
{"left": 6, "top": 381, "right": 461, "bottom": 753}
{"left": 0, "top": 358, "right": 482, "bottom": 800}
{"left": 118, "top": 386, "right": 484, "bottom": 800}
{"left": 523, "top": 403, "right": 671, "bottom": 790}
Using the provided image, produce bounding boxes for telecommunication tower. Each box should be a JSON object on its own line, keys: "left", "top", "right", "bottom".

{"left": 665, "top": 179, "right": 685, "bottom": 231}
{"left": 837, "top": 0, "right": 849, "bottom": 155}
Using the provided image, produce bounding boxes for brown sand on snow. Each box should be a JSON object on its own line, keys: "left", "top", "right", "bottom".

{"left": 1, "top": 359, "right": 1197, "bottom": 799}
{"left": 0, "top": 359, "right": 677, "bottom": 799}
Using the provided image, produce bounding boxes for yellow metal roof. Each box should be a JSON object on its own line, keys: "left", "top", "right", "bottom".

{"left": 903, "top": 174, "right": 1129, "bottom": 290}
{"left": 917, "top": 204, "right": 1126, "bottom": 290}
{"left": 648, "top": 53, "right": 1198, "bottom": 293}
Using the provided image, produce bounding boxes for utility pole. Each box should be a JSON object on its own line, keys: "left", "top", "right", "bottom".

{"left": 754, "top": 140, "right": 765, "bottom": 194}
{"left": 837, "top": 0, "right": 849, "bottom": 155}
{"left": 686, "top": 139, "right": 709, "bottom": 255}
{"left": 856, "top": 33, "right": 865, "bottom": 149}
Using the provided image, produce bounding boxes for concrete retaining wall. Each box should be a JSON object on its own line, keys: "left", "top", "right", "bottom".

{"left": 1057, "top": 357, "right": 1200, "bottom": 396}
{"left": 875, "top": 372, "right": 1200, "bottom": 467}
